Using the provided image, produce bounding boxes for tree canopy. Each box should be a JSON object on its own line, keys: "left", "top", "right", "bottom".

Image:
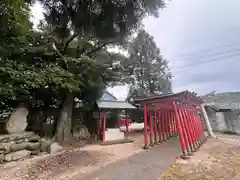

{"left": 0, "top": 0, "right": 168, "bottom": 143}
{"left": 123, "top": 29, "right": 172, "bottom": 101}
{"left": 36, "top": 0, "right": 166, "bottom": 143}
{"left": 39, "top": 0, "right": 165, "bottom": 45}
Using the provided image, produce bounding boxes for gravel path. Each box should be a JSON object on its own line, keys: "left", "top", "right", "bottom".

{"left": 74, "top": 138, "right": 181, "bottom": 180}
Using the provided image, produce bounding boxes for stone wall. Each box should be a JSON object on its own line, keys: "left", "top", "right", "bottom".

{"left": 0, "top": 132, "right": 49, "bottom": 163}
{"left": 0, "top": 105, "right": 92, "bottom": 164}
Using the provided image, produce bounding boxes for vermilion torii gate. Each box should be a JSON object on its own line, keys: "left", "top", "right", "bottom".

{"left": 134, "top": 91, "right": 207, "bottom": 159}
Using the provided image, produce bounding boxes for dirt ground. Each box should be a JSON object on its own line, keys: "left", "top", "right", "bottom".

{"left": 0, "top": 133, "right": 144, "bottom": 180}
{"left": 2, "top": 133, "right": 240, "bottom": 180}
{"left": 158, "top": 136, "right": 240, "bottom": 180}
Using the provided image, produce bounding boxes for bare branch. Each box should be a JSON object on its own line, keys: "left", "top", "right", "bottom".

{"left": 63, "top": 33, "right": 78, "bottom": 53}
{"left": 52, "top": 43, "right": 68, "bottom": 69}
{"left": 84, "top": 41, "right": 113, "bottom": 56}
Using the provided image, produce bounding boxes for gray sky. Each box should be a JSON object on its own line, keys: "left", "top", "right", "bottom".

{"left": 31, "top": 0, "right": 240, "bottom": 100}
{"left": 144, "top": 0, "right": 240, "bottom": 96}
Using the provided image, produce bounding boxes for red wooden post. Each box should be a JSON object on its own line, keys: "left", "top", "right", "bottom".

{"left": 181, "top": 109, "right": 194, "bottom": 154}
{"left": 167, "top": 111, "right": 171, "bottom": 138}
{"left": 171, "top": 112, "right": 176, "bottom": 136}
{"left": 102, "top": 111, "right": 107, "bottom": 143}
{"left": 197, "top": 118, "right": 203, "bottom": 143}
{"left": 170, "top": 111, "right": 174, "bottom": 137}
{"left": 154, "top": 110, "right": 158, "bottom": 144}
{"left": 188, "top": 111, "right": 197, "bottom": 144}
{"left": 196, "top": 118, "right": 201, "bottom": 144}
{"left": 193, "top": 112, "right": 201, "bottom": 143}
{"left": 97, "top": 112, "right": 101, "bottom": 140}
{"left": 169, "top": 111, "right": 173, "bottom": 137}
{"left": 172, "top": 102, "right": 188, "bottom": 158}
{"left": 196, "top": 113, "right": 204, "bottom": 143}
{"left": 125, "top": 120, "right": 129, "bottom": 139}
{"left": 171, "top": 111, "right": 174, "bottom": 137}
{"left": 161, "top": 109, "right": 166, "bottom": 141}
{"left": 169, "top": 111, "right": 172, "bottom": 137}
{"left": 175, "top": 112, "right": 178, "bottom": 136}
{"left": 184, "top": 110, "right": 194, "bottom": 149}
{"left": 184, "top": 110, "right": 197, "bottom": 151}
{"left": 178, "top": 109, "right": 192, "bottom": 155}
{"left": 173, "top": 112, "right": 177, "bottom": 136}
{"left": 149, "top": 111, "right": 154, "bottom": 146}
{"left": 189, "top": 111, "right": 200, "bottom": 148}
{"left": 158, "top": 110, "right": 162, "bottom": 143}
{"left": 165, "top": 110, "right": 170, "bottom": 140}
{"left": 143, "top": 104, "right": 149, "bottom": 149}
{"left": 196, "top": 112, "right": 206, "bottom": 142}
{"left": 168, "top": 111, "right": 171, "bottom": 137}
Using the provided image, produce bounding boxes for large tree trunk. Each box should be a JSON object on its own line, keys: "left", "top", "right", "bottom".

{"left": 55, "top": 92, "right": 73, "bottom": 144}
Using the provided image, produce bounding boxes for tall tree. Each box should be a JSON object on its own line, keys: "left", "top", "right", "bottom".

{"left": 37, "top": 0, "right": 166, "bottom": 143}
{"left": 0, "top": 0, "right": 34, "bottom": 110}
{"left": 0, "top": 0, "right": 114, "bottom": 140}
{"left": 0, "top": 0, "right": 32, "bottom": 55}
{"left": 123, "top": 29, "right": 172, "bottom": 101}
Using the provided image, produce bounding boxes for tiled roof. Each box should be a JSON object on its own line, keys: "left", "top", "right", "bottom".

{"left": 202, "top": 92, "right": 240, "bottom": 110}
{"left": 211, "top": 100, "right": 240, "bottom": 110}
{"left": 134, "top": 90, "right": 202, "bottom": 103}
{"left": 97, "top": 100, "right": 137, "bottom": 110}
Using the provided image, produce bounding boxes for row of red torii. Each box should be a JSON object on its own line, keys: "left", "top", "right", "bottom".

{"left": 134, "top": 91, "right": 207, "bottom": 159}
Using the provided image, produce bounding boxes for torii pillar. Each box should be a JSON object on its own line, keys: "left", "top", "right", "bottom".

{"left": 200, "top": 104, "right": 216, "bottom": 138}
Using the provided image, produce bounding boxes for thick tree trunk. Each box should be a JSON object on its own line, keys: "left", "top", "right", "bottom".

{"left": 55, "top": 92, "right": 73, "bottom": 144}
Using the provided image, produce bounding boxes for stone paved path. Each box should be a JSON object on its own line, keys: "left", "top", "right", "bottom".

{"left": 74, "top": 138, "right": 181, "bottom": 180}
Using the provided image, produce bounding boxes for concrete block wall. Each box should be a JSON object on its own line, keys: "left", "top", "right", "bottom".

{"left": 216, "top": 112, "right": 227, "bottom": 131}
{"left": 224, "top": 111, "right": 240, "bottom": 134}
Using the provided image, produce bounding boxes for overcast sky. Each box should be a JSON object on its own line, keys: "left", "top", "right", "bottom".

{"left": 31, "top": 0, "right": 240, "bottom": 100}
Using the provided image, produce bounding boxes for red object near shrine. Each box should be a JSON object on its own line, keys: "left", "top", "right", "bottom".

{"left": 161, "top": 109, "right": 166, "bottom": 141}
{"left": 149, "top": 111, "right": 153, "bottom": 145}
{"left": 134, "top": 90, "right": 206, "bottom": 159}
{"left": 157, "top": 111, "right": 162, "bottom": 142}
{"left": 153, "top": 110, "right": 157, "bottom": 144}
{"left": 118, "top": 119, "right": 132, "bottom": 138}
{"left": 102, "top": 112, "right": 107, "bottom": 143}
{"left": 119, "top": 119, "right": 132, "bottom": 127}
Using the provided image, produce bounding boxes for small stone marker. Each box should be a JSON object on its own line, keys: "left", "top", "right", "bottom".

{"left": 50, "top": 142, "right": 63, "bottom": 154}
{"left": 6, "top": 106, "right": 29, "bottom": 134}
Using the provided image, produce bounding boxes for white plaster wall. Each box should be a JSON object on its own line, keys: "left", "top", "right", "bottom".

{"left": 105, "top": 128, "right": 125, "bottom": 141}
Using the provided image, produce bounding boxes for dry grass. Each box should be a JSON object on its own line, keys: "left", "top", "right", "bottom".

{"left": 158, "top": 137, "right": 240, "bottom": 180}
